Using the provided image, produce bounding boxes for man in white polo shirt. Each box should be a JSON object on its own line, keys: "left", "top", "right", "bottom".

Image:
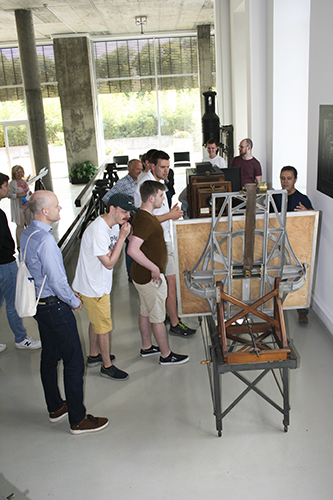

{"left": 134, "top": 150, "right": 196, "bottom": 337}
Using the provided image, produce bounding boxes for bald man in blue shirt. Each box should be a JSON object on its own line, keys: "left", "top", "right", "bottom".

{"left": 21, "top": 190, "right": 108, "bottom": 435}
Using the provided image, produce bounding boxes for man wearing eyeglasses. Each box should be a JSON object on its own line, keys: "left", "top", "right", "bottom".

{"left": 230, "top": 138, "right": 262, "bottom": 187}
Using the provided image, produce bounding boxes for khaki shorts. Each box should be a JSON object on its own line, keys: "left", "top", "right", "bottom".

{"left": 133, "top": 274, "right": 167, "bottom": 324}
{"left": 79, "top": 293, "right": 112, "bottom": 334}
{"left": 165, "top": 241, "right": 176, "bottom": 277}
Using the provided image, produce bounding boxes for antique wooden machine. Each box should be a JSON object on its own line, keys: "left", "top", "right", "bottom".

{"left": 173, "top": 186, "right": 319, "bottom": 436}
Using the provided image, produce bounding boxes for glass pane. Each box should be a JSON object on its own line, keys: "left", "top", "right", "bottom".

{"left": 0, "top": 124, "right": 32, "bottom": 177}
{"left": 98, "top": 90, "right": 159, "bottom": 159}
{"left": 158, "top": 80, "right": 202, "bottom": 158}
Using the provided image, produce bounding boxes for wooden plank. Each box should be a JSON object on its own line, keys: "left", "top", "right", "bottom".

{"left": 174, "top": 211, "right": 319, "bottom": 315}
{"left": 223, "top": 349, "right": 290, "bottom": 364}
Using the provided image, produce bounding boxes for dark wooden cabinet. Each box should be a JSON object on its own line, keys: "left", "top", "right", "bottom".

{"left": 186, "top": 168, "right": 231, "bottom": 218}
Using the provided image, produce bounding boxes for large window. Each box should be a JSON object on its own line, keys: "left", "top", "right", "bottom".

{"left": 94, "top": 35, "right": 215, "bottom": 158}
{"left": 0, "top": 35, "right": 216, "bottom": 164}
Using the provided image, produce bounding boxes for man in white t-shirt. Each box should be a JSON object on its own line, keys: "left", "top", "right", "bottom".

{"left": 73, "top": 194, "right": 135, "bottom": 381}
{"left": 204, "top": 138, "right": 226, "bottom": 169}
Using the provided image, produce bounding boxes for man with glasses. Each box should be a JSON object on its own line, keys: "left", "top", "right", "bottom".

{"left": 230, "top": 138, "right": 262, "bottom": 187}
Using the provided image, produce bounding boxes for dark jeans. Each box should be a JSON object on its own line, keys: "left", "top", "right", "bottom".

{"left": 34, "top": 300, "right": 86, "bottom": 425}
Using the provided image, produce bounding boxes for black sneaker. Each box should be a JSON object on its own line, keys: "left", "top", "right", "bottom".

{"left": 164, "top": 313, "right": 170, "bottom": 324}
{"left": 159, "top": 351, "right": 189, "bottom": 365}
{"left": 140, "top": 345, "right": 161, "bottom": 357}
{"left": 100, "top": 364, "right": 129, "bottom": 381}
{"left": 169, "top": 321, "right": 196, "bottom": 337}
{"left": 87, "top": 353, "right": 116, "bottom": 367}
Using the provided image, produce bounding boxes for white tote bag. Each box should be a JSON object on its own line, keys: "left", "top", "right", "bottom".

{"left": 15, "top": 230, "right": 46, "bottom": 318}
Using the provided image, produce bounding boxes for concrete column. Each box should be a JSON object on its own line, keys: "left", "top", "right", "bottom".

{"left": 53, "top": 36, "right": 102, "bottom": 173}
{"left": 197, "top": 25, "right": 213, "bottom": 119}
{"left": 15, "top": 9, "right": 52, "bottom": 190}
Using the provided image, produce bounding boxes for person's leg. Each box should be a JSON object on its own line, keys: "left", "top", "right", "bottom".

{"left": 297, "top": 308, "right": 309, "bottom": 324}
{"left": 138, "top": 314, "right": 152, "bottom": 349}
{"left": 88, "top": 322, "right": 99, "bottom": 356}
{"left": 16, "top": 207, "right": 25, "bottom": 248}
{"left": 0, "top": 261, "right": 26, "bottom": 343}
{"left": 36, "top": 311, "right": 63, "bottom": 414}
{"left": 83, "top": 294, "right": 113, "bottom": 366}
{"left": 165, "top": 273, "right": 179, "bottom": 327}
{"left": 97, "top": 332, "right": 112, "bottom": 368}
{"left": 151, "top": 322, "right": 171, "bottom": 358}
{"left": 35, "top": 301, "right": 86, "bottom": 425}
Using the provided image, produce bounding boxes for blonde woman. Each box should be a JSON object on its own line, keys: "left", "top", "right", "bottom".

{"left": 8, "top": 165, "right": 32, "bottom": 249}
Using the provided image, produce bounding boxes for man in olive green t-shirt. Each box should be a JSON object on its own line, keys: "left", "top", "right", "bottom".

{"left": 128, "top": 180, "right": 189, "bottom": 366}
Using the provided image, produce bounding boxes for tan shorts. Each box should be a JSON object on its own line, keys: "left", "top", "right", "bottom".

{"left": 133, "top": 274, "right": 167, "bottom": 324}
{"left": 165, "top": 241, "right": 176, "bottom": 277}
{"left": 79, "top": 293, "right": 112, "bottom": 334}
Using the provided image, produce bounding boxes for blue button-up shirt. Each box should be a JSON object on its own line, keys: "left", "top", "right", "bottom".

{"left": 20, "top": 220, "right": 80, "bottom": 309}
{"left": 102, "top": 174, "right": 137, "bottom": 203}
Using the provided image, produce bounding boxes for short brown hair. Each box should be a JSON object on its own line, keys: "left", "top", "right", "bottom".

{"left": 140, "top": 180, "right": 165, "bottom": 203}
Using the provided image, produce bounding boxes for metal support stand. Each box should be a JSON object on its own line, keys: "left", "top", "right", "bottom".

{"left": 206, "top": 316, "right": 297, "bottom": 437}
{"left": 185, "top": 189, "right": 302, "bottom": 437}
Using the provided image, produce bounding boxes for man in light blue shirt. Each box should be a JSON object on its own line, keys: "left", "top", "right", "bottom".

{"left": 20, "top": 190, "right": 108, "bottom": 435}
{"left": 102, "top": 159, "right": 142, "bottom": 203}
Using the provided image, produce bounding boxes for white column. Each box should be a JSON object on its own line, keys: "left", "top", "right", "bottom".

{"left": 214, "top": 0, "right": 232, "bottom": 125}
{"left": 269, "top": 0, "right": 311, "bottom": 191}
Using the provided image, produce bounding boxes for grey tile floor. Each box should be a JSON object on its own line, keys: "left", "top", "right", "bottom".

{"left": 1, "top": 176, "right": 333, "bottom": 499}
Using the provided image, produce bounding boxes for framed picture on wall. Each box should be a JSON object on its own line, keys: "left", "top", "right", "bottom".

{"left": 317, "top": 104, "right": 333, "bottom": 199}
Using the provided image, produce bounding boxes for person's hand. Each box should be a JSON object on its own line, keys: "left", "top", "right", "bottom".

{"left": 169, "top": 203, "right": 183, "bottom": 220}
{"left": 294, "top": 202, "right": 309, "bottom": 212}
{"left": 120, "top": 221, "right": 131, "bottom": 238}
{"left": 151, "top": 264, "right": 160, "bottom": 284}
{"left": 72, "top": 294, "right": 81, "bottom": 311}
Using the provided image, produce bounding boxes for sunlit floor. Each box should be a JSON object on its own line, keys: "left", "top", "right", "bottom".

{"left": 1, "top": 174, "right": 333, "bottom": 500}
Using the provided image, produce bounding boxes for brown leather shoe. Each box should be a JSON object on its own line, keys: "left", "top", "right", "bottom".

{"left": 70, "top": 414, "right": 109, "bottom": 435}
{"left": 298, "top": 310, "right": 308, "bottom": 324}
{"left": 49, "top": 401, "right": 68, "bottom": 423}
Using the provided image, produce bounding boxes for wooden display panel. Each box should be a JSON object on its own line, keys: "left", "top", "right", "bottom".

{"left": 173, "top": 211, "right": 319, "bottom": 316}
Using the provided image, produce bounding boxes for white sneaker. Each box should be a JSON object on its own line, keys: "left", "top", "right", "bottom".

{"left": 15, "top": 336, "right": 41, "bottom": 350}
{"left": 0, "top": 344, "right": 7, "bottom": 353}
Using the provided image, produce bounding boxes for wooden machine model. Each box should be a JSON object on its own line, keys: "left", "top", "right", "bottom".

{"left": 173, "top": 186, "right": 319, "bottom": 436}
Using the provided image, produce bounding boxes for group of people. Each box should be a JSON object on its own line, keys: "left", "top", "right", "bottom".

{"left": 0, "top": 141, "right": 313, "bottom": 434}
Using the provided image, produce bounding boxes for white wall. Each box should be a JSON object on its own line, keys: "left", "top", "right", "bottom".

{"left": 247, "top": 0, "right": 267, "bottom": 180}
{"left": 307, "top": 0, "right": 333, "bottom": 335}
{"left": 230, "top": 0, "right": 248, "bottom": 147}
{"left": 270, "top": 0, "right": 311, "bottom": 192}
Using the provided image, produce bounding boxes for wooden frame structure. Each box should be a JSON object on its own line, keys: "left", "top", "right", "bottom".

{"left": 172, "top": 189, "right": 319, "bottom": 436}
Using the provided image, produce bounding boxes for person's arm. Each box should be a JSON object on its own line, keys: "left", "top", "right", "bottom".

{"left": 127, "top": 235, "right": 160, "bottom": 283}
{"left": 98, "top": 222, "right": 131, "bottom": 270}
{"left": 156, "top": 203, "right": 183, "bottom": 223}
{"left": 8, "top": 181, "right": 19, "bottom": 199}
{"left": 37, "top": 237, "right": 80, "bottom": 309}
{"left": 256, "top": 175, "right": 262, "bottom": 183}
